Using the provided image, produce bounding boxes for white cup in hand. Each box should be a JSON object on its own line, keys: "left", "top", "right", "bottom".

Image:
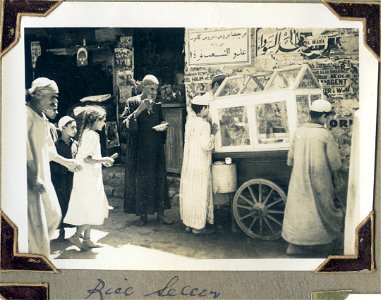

{"left": 153, "top": 122, "right": 168, "bottom": 132}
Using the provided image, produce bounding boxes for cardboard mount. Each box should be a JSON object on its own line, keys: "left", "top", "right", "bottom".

{"left": 0, "top": 0, "right": 379, "bottom": 298}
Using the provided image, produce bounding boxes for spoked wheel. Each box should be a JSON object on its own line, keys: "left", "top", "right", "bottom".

{"left": 232, "top": 179, "right": 286, "bottom": 241}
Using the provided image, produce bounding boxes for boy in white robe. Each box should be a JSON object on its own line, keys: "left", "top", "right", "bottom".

{"left": 282, "top": 99, "right": 344, "bottom": 256}
{"left": 180, "top": 94, "right": 218, "bottom": 235}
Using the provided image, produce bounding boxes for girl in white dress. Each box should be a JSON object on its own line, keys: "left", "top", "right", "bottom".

{"left": 64, "top": 106, "right": 114, "bottom": 249}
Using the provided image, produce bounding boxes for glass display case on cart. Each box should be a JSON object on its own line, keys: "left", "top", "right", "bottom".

{"left": 209, "top": 64, "right": 325, "bottom": 240}
{"left": 211, "top": 64, "right": 324, "bottom": 153}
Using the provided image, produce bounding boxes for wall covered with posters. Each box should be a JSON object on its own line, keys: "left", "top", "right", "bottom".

{"left": 184, "top": 27, "right": 359, "bottom": 200}
{"left": 184, "top": 28, "right": 358, "bottom": 104}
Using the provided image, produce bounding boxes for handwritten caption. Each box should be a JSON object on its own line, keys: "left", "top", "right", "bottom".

{"left": 85, "top": 276, "right": 221, "bottom": 299}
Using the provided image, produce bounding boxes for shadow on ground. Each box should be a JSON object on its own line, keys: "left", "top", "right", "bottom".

{"left": 50, "top": 196, "right": 335, "bottom": 260}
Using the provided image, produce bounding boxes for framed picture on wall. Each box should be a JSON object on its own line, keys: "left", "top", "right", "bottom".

{"left": 105, "top": 121, "right": 120, "bottom": 148}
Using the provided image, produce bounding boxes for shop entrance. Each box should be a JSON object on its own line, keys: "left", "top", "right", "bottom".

{"left": 25, "top": 27, "right": 186, "bottom": 172}
{"left": 132, "top": 28, "right": 186, "bottom": 173}
{"left": 25, "top": 28, "right": 185, "bottom": 116}
{"left": 133, "top": 28, "right": 185, "bottom": 84}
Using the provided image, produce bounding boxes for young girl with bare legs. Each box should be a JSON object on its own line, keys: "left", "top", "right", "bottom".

{"left": 64, "top": 106, "right": 114, "bottom": 249}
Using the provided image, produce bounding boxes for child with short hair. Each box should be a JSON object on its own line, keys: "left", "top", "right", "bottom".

{"left": 50, "top": 116, "right": 78, "bottom": 241}
{"left": 64, "top": 106, "right": 114, "bottom": 249}
{"left": 282, "top": 99, "right": 344, "bottom": 256}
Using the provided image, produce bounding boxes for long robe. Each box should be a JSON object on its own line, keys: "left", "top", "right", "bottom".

{"left": 282, "top": 123, "right": 344, "bottom": 245}
{"left": 26, "top": 106, "right": 61, "bottom": 256}
{"left": 179, "top": 114, "right": 214, "bottom": 230}
{"left": 50, "top": 138, "right": 77, "bottom": 229}
{"left": 122, "top": 95, "right": 170, "bottom": 215}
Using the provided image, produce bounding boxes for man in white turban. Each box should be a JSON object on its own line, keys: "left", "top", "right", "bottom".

{"left": 26, "top": 77, "right": 79, "bottom": 256}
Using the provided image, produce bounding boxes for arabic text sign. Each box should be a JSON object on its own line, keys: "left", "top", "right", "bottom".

{"left": 187, "top": 28, "right": 251, "bottom": 66}
{"left": 256, "top": 28, "right": 300, "bottom": 55}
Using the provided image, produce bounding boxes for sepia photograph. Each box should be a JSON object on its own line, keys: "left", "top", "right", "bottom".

{"left": 1, "top": 1, "right": 378, "bottom": 278}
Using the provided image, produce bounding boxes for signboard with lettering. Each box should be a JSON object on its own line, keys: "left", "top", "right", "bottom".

{"left": 308, "top": 60, "right": 358, "bottom": 100}
{"left": 183, "top": 67, "right": 210, "bottom": 85}
{"left": 304, "top": 35, "right": 328, "bottom": 50}
{"left": 31, "top": 41, "right": 41, "bottom": 69}
{"left": 187, "top": 28, "right": 251, "bottom": 66}
{"left": 256, "top": 28, "right": 300, "bottom": 56}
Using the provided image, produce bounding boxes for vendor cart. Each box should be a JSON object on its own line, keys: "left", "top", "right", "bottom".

{"left": 209, "top": 64, "right": 324, "bottom": 241}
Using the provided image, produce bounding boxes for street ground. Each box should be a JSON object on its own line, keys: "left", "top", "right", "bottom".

{"left": 51, "top": 195, "right": 289, "bottom": 260}
{"left": 49, "top": 165, "right": 329, "bottom": 270}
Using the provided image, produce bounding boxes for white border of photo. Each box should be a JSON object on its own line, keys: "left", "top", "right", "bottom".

{"left": 1, "top": 1, "right": 378, "bottom": 271}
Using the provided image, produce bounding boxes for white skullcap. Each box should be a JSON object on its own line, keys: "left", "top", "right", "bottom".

{"left": 28, "top": 77, "right": 59, "bottom": 95}
{"left": 191, "top": 94, "right": 212, "bottom": 106}
{"left": 310, "top": 99, "right": 332, "bottom": 113}
{"left": 142, "top": 75, "right": 159, "bottom": 86}
{"left": 58, "top": 116, "right": 75, "bottom": 130}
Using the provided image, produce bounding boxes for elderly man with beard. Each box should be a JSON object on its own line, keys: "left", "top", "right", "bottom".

{"left": 26, "top": 77, "right": 79, "bottom": 256}
{"left": 122, "top": 75, "right": 173, "bottom": 227}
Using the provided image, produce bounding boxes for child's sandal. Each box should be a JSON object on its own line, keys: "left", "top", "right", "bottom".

{"left": 68, "top": 234, "right": 87, "bottom": 250}
{"left": 83, "top": 239, "right": 102, "bottom": 248}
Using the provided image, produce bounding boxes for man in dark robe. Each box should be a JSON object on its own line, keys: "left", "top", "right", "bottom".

{"left": 122, "top": 75, "right": 173, "bottom": 226}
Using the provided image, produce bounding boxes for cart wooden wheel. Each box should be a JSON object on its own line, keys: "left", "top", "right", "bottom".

{"left": 232, "top": 179, "right": 287, "bottom": 241}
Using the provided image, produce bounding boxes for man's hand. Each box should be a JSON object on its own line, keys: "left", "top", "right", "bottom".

{"left": 102, "top": 157, "right": 114, "bottom": 168}
{"left": 211, "top": 123, "right": 219, "bottom": 135}
{"left": 137, "top": 99, "right": 151, "bottom": 114}
{"left": 122, "top": 118, "right": 130, "bottom": 128}
{"left": 153, "top": 121, "right": 169, "bottom": 132}
{"left": 31, "top": 177, "right": 46, "bottom": 194}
